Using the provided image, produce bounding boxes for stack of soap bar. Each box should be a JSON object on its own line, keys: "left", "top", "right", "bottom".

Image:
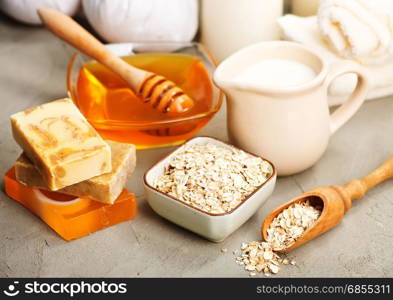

{"left": 7, "top": 98, "right": 138, "bottom": 240}
{"left": 15, "top": 140, "right": 136, "bottom": 204}
{"left": 11, "top": 98, "right": 112, "bottom": 190}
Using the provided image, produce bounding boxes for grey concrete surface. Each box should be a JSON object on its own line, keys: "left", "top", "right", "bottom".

{"left": 0, "top": 14, "right": 392, "bottom": 278}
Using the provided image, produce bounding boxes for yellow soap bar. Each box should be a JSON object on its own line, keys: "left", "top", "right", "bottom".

{"left": 10, "top": 98, "right": 111, "bottom": 190}
{"left": 15, "top": 141, "right": 136, "bottom": 204}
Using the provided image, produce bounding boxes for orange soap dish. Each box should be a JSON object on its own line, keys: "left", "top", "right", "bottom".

{"left": 4, "top": 168, "right": 137, "bottom": 241}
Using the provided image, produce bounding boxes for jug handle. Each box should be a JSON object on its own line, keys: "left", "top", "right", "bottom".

{"left": 324, "top": 61, "right": 370, "bottom": 135}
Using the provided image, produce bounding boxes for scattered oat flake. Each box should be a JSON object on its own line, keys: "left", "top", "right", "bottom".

{"left": 269, "top": 264, "right": 279, "bottom": 274}
{"left": 234, "top": 241, "right": 295, "bottom": 276}
{"left": 221, "top": 248, "right": 228, "bottom": 253}
{"left": 154, "top": 143, "right": 272, "bottom": 214}
{"left": 263, "top": 251, "right": 273, "bottom": 260}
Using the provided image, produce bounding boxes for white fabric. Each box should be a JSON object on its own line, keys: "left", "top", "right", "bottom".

{"left": 82, "top": 0, "right": 198, "bottom": 43}
{"left": 278, "top": 14, "right": 393, "bottom": 106}
{"left": 0, "top": 0, "right": 80, "bottom": 25}
{"left": 318, "top": 0, "right": 393, "bottom": 64}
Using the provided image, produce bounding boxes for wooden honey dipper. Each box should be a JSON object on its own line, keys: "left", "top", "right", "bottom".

{"left": 37, "top": 8, "right": 194, "bottom": 114}
{"left": 261, "top": 156, "right": 393, "bottom": 253}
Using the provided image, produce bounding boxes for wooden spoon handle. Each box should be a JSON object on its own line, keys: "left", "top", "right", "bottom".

{"left": 37, "top": 8, "right": 147, "bottom": 90}
{"left": 344, "top": 156, "right": 393, "bottom": 200}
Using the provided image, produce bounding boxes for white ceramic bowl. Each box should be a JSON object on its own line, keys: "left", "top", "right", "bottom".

{"left": 143, "top": 136, "right": 277, "bottom": 242}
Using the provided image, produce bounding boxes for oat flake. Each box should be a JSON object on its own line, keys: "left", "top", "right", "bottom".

{"left": 266, "top": 200, "right": 322, "bottom": 251}
{"left": 154, "top": 143, "right": 272, "bottom": 214}
{"left": 236, "top": 200, "right": 321, "bottom": 276}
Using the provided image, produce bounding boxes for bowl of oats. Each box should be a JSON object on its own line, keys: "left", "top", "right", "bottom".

{"left": 143, "top": 136, "right": 276, "bottom": 242}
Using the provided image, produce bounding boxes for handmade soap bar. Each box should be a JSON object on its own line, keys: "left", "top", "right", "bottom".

{"left": 4, "top": 168, "right": 137, "bottom": 241}
{"left": 15, "top": 141, "right": 136, "bottom": 204}
{"left": 10, "top": 98, "right": 111, "bottom": 190}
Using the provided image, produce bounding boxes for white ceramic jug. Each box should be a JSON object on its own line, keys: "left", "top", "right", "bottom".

{"left": 200, "top": 0, "right": 283, "bottom": 62}
{"left": 214, "top": 41, "right": 370, "bottom": 175}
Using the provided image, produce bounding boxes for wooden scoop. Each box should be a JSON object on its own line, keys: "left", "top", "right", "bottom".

{"left": 37, "top": 8, "right": 194, "bottom": 114}
{"left": 262, "top": 156, "right": 393, "bottom": 253}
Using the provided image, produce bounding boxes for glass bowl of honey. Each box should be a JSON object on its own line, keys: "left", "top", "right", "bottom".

{"left": 67, "top": 42, "right": 223, "bottom": 149}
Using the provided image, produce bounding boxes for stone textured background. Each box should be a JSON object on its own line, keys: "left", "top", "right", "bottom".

{"left": 0, "top": 5, "right": 392, "bottom": 277}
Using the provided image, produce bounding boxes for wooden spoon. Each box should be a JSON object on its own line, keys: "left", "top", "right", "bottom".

{"left": 37, "top": 8, "right": 194, "bottom": 114}
{"left": 261, "top": 156, "right": 393, "bottom": 253}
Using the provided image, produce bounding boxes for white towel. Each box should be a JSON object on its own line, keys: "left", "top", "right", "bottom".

{"left": 319, "top": 0, "right": 393, "bottom": 65}
{"left": 278, "top": 14, "right": 393, "bottom": 106}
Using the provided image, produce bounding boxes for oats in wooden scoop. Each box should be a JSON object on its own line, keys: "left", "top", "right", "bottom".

{"left": 235, "top": 200, "right": 320, "bottom": 276}
{"left": 266, "top": 200, "right": 322, "bottom": 251}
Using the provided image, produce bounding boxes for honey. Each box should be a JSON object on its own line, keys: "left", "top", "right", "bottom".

{"left": 73, "top": 53, "right": 216, "bottom": 149}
